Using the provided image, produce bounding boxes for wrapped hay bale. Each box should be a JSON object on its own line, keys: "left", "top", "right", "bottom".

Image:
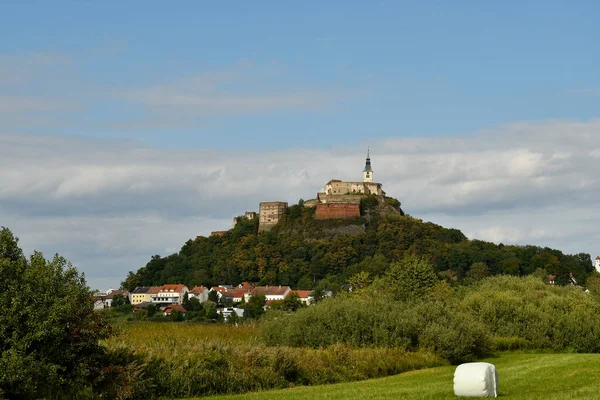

{"left": 453, "top": 362, "right": 498, "bottom": 398}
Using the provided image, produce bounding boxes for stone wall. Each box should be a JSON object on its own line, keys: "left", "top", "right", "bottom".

{"left": 303, "top": 199, "right": 318, "bottom": 208}
{"left": 315, "top": 203, "right": 360, "bottom": 220}
{"left": 317, "top": 193, "right": 363, "bottom": 204}
{"left": 259, "top": 201, "right": 288, "bottom": 232}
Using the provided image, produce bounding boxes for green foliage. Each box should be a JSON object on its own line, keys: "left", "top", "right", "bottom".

{"left": 105, "top": 323, "right": 444, "bottom": 399}
{"left": 199, "top": 353, "right": 600, "bottom": 400}
{"left": 461, "top": 275, "right": 600, "bottom": 352}
{"left": 146, "top": 304, "right": 157, "bottom": 317}
{"left": 371, "top": 254, "right": 438, "bottom": 301}
{"left": 260, "top": 295, "right": 490, "bottom": 364}
{"left": 125, "top": 199, "right": 594, "bottom": 295}
{"left": 0, "top": 228, "right": 112, "bottom": 398}
{"left": 465, "top": 261, "right": 490, "bottom": 283}
{"left": 244, "top": 294, "right": 266, "bottom": 319}
{"left": 111, "top": 293, "right": 129, "bottom": 307}
{"left": 203, "top": 301, "right": 218, "bottom": 321}
{"left": 359, "top": 195, "right": 379, "bottom": 215}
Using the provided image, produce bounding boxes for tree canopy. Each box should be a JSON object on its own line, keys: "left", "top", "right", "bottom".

{"left": 121, "top": 200, "right": 595, "bottom": 292}
{"left": 0, "top": 227, "right": 112, "bottom": 398}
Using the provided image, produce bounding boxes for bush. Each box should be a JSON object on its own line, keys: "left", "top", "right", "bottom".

{"left": 0, "top": 228, "right": 113, "bottom": 398}
{"left": 461, "top": 275, "right": 600, "bottom": 352}
{"left": 260, "top": 295, "right": 490, "bottom": 364}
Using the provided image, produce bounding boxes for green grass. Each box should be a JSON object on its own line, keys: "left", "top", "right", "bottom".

{"left": 202, "top": 353, "right": 600, "bottom": 400}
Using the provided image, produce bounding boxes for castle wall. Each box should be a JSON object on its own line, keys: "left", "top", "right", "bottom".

{"left": 315, "top": 203, "right": 360, "bottom": 220}
{"left": 303, "top": 199, "right": 318, "bottom": 208}
{"left": 318, "top": 194, "right": 363, "bottom": 204}
{"left": 324, "top": 181, "right": 384, "bottom": 197}
{"left": 259, "top": 201, "right": 288, "bottom": 232}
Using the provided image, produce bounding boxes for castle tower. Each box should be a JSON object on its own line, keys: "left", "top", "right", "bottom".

{"left": 595, "top": 256, "right": 600, "bottom": 273}
{"left": 363, "top": 149, "right": 373, "bottom": 183}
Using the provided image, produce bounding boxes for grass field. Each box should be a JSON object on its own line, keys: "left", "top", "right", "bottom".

{"left": 203, "top": 353, "right": 600, "bottom": 400}
{"left": 105, "top": 322, "right": 259, "bottom": 358}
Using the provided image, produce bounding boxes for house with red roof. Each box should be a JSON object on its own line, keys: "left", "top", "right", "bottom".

{"left": 150, "top": 284, "right": 189, "bottom": 306}
{"left": 188, "top": 286, "right": 210, "bottom": 303}
{"left": 244, "top": 285, "right": 291, "bottom": 303}
{"left": 164, "top": 304, "right": 187, "bottom": 316}
{"left": 291, "top": 290, "right": 314, "bottom": 305}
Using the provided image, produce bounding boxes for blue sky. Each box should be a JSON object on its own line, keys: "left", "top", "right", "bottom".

{"left": 1, "top": 1, "right": 600, "bottom": 289}
{"left": 2, "top": 1, "right": 599, "bottom": 149}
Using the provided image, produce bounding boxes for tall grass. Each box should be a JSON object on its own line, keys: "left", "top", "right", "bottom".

{"left": 102, "top": 322, "right": 444, "bottom": 399}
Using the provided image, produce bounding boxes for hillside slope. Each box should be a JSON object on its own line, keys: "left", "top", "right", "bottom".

{"left": 122, "top": 197, "right": 594, "bottom": 290}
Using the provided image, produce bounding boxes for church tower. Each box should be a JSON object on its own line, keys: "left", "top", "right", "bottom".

{"left": 363, "top": 149, "right": 373, "bottom": 183}
{"left": 595, "top": 256, "right": 600, "bottom": 273}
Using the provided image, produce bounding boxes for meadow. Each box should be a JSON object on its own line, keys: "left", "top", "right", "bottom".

{"left": 204, "top": 353, "right": 600, "bottom": 400}
{"left": 103, "top": 322, "right": 445, "bottom": 399}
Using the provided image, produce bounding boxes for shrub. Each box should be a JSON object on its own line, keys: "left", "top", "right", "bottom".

{"left": 260, "top": 295, "right": 490, "bottom": 364}
{"left": 0, "top": 228, "right": 112, "bottom": 398}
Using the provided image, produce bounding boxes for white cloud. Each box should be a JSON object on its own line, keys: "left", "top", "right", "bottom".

{"left": 116, "top": 71, "right": 340, "bottom": 114}
{"left": 2, "top": 119, "right": 600, "bottom": 290}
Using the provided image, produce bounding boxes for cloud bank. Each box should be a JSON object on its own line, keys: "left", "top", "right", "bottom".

{"left": 2, "top": 119, "right": 599, "bottom": 289}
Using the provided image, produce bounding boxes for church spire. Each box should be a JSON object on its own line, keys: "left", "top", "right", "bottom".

{"left": 363, "top": 148, "right": 373, "bottom": 182}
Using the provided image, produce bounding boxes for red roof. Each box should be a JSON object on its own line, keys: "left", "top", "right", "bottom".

{"left": 326, "top": 179, "right": 342, "bottom": 185}
{"left": 224, "top": 288, "right": 250, "bottom": 299}
{"left": 160, "top": 284, "right": 186, "bottom": 292}
{"left": 596, "top": 256, "right": 600, "bottom": 260}
{"left": 291, "top": 290, "right": 312, "bottom": 299}
{"left": 189, "top": 285, "right": 208, "bottom": 294}
{"left": 252, "top": 286, "right": 291, "bottom": 296}
{"left": 238, "top": 281, "right": 254, "bottom": 290}
{"left": 105, "top": 290, "right": 129, "bottom": 299}
{"left": 164, "top": 304, "right": 187, "bottom": 314}
{"left": 147, "top": 286, "right": 161, "bottom": 294}
{"left": 211, "top": 286, "right": 227, "bottom": 293}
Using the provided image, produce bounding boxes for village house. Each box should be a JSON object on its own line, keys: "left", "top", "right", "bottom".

{"left": 188, "top": 285, "right": 210, "bottom": 303}
{"left": 150, "top": 284, "right": 189, "bottom": 306}
{"left": 130, "top": 286, "right": 161, "bottom": 305}
{"left": 93, "top": 289, "right": 129, "bottom": 310}
{"left": 290, "top": 290, "right": 314, "bottom": 305}
{"left": 245, "top": 285, "right": 291, "bottom": 302}
{"left": 163, "top": 304, "right": 187, "bottom": 316}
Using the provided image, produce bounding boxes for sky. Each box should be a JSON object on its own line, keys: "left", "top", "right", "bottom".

{"left": 1, "top": 1, "right": 600, "bottom": 290}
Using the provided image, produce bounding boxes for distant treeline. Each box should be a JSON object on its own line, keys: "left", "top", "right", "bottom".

{"left": 122, "top": 198, "right": 595, "bottom": 291}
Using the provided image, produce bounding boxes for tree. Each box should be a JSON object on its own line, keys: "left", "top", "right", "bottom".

{"left": 244, "top": 294, "right": 266, "bottom": 319}
{"left": 203, "top": 301, "right": 218, "bottom": 321}
{"left": 0, "top": 228, "right": 112, "bottom": 398}
{"left": 120, "top": 271, "right": 140, "bottom": 291}
{"left": 111, "top": 293, "right": 128, "bottom": 308}
{"left": 499, "top": 257, "right": 520, "bottom": 276}
{"left": 146, "top": 303, "right": 157, "bottom": 317}
{"left": 182, "top": 292, "right": 191, "bottom": 310}
{"left": 188, "top": 297, "right": 201, "bottom": 312}
{"left": 466, "top": 262, "right": 490, "bottom": 283}
{"left": 208, "top": 290, "right": 220, "bottom": 304}
{"left": 282, "top": 292, "right": 304, "bottom": 312}
{"left": 347, "top": 271, "right": 372, "bottom": 292}
{"left": 372, "top": 254, "right": 438, "bottom": 301}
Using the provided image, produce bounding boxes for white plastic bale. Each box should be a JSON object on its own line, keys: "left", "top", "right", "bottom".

{"left": 453, "top": 362, "right": 498, "bottom": 398}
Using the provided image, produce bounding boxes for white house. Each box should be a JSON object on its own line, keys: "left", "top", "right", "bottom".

{"left": 93, "top": 289, "right": 129, "bottom": 310}
{"left": 290, "top": 290, "right": 314, "bottom": 305}
{"left": 244, "top": 285, "right": 291, "bottom": 303}
{"left": 188, "top": 286, "right": 210, "bottom": 303}
{"left": 595, "top": 256, "right": 600, "bottom": 273}
{"left": 150, "top": 284, "right": 189, "bottom": 306}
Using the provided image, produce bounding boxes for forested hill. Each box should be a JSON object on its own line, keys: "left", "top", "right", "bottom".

{"left": 121, "top": 197, "right": 595, "bottom": 291}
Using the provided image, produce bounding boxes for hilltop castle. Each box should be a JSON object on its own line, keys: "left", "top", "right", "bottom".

{"left": 255, "top": 151, "right": 386, "bottom": 231}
